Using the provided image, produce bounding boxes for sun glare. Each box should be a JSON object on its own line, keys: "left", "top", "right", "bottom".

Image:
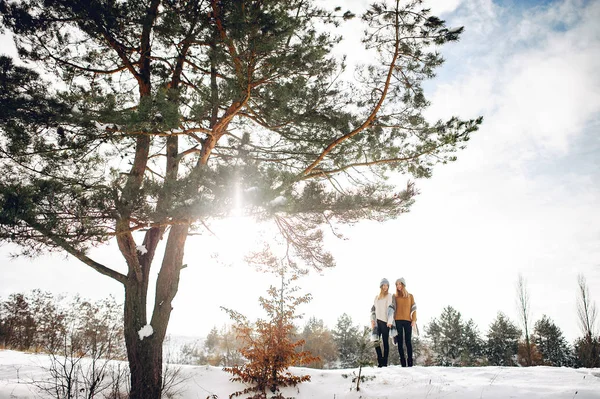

{"left": 211, "top": 183, "right": 260, "bottom": 265}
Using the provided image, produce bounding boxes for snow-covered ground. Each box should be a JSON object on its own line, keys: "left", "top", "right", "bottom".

{"left": 1, "top": 350, "right": 599, "bottom": 399}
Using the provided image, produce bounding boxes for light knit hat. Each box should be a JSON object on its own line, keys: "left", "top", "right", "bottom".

{"left": 396, "top": 277, "right": 406, "bottom": 286}
{"left": 380, "top": 278, "right": 390, "bottom": 287}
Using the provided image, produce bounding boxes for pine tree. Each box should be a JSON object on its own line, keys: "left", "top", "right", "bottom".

{"left": 300, "top": 317, "right": 337, "bottom": 369}
{"left": 203, "top": 326, "right": 223, "bottom": 366}
{"left": 355, "top": 326, "right": 377, "bottom": 368}
{"left": 331, "top": 313, "right": 361, "bottom": 368}
{"left": 222, "top": 272, "right": 317, "bottom": 398}
{"left": 0, "top": 1, "right": 481, "bottom": 395}
{"left": 533, "top": 315, "right": 570, "bottom": 367}
{"left": 486, "top": 312, "right": 521, "bottom": 366}
{"left": 425, "top": 306, "right": 465, "bottom": 366}
{"left": 462, "top": 319, "right": 486, "bottom": 366}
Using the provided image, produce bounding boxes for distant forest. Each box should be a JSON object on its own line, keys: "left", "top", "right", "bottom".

{"left": 1, "top": 275, "right": 598, "bottom": 370}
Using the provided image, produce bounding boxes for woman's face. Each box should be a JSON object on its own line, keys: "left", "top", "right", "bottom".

{"left": 396, "top": 282, "right": 403, "bottom": 291}
{"left": 381, "top": 284, "right": 389, "bottom": 293}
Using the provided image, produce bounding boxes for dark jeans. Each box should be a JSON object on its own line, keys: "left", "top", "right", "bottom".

{"left": 374, "top": 319, "right": 389, "bottom": 367}
{"left": 396, "top": 320, "right": 413, "bottom": 367}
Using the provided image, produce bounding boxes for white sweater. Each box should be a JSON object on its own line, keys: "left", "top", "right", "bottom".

{"left": 373, "top": 293, "right": 394, "bottom": 324}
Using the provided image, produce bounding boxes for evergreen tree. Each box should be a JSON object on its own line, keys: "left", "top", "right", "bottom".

{"left": 203, "top": 326, "right": 222, "bottom": 366}
{"left": 0, "top": 1, "right": 481, "bottom": 395}
{"left": 425, "top": 306, "right": 465, "bottom": 366}
{"left": 300, "top": 317, "right": 337, "bottom": 369}
{"left": 462, "top": 319, "right": 486, "bottom": 366}
{"left": 486, "top": 312, "right": 521, "bottom": 366}
{"left": 533, "top": 315, "right": 570, "bottom": 367}
{"left": 356, "top": 326, "right": 377, "bottom": 368}
{"left": 331, "top": 313, "right": 361, "bottom": 368}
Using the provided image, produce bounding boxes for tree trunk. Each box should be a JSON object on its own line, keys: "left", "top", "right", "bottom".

{"left": 525, "top": 333, "right": 532, "bottom": 366}
{"left": 124, "top": 224, "right": 189, "bottom": 399}
{"left": 124, "top": 277, "right": 163, "bottom": 399}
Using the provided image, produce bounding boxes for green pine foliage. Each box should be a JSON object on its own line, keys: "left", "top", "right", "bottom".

{"left": 331, "top": 313, "right": 361, "bottom": 368}
{"left": 461, "top": 319, "right": 486, "bottom": 366}
{"left": 0, "top": 0, "right": 480, "bottom": 266}
{"left": 425, "top": 306, "right": 484, "bottom": 366}
{"left": 486, "top": 312, "right": 521, "bottom": 366}
{"left": 355, "top": 326, "right": 378, "bottom": 368}
{"left": 533, "top": 315, "right": 572, "bottom": 367}
{"left": 427, "top": 306, "right": 464, "bottom": 366}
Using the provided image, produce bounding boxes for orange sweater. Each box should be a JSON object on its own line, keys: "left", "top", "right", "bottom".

{"left": 394, "top": 294, "right": 417, "bottom": 322}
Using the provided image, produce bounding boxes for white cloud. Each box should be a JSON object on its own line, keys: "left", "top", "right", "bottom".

{"left": 427, "top": 0, "right": 600, "bottom": 164}
{"left": 427, "top": 0, "right": 465, "bottom": 15}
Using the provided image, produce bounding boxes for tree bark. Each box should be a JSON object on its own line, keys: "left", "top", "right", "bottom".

{"left": 124, "top": 275, "right": 160, "bottom": 398}
{"left": 124, "top": 223, "right": 189, "bottom": 399}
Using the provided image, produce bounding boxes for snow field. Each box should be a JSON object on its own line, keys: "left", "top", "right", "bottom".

{"left": 1, "top": 350, "right": 599, "bottom": 399}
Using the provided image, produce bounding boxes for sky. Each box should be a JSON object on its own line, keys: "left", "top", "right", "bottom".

{"left": 1, "top": 0, "right": 599, "bottom": 343}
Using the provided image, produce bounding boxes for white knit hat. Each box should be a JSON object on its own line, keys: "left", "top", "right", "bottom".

{"left": 380, "top": 278, "right": 390, "bottom": 287}
{"left": 396, "top": 277, "right": 406, "bottom": 286}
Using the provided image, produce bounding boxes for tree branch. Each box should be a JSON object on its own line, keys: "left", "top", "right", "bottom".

{"left": 301, "top": 148, "right": 436, "bottom": 180}
{"left": 26, "top": 221, "right": 127, "bottom": 285}
{"left": 299, "top": 4, "right": 403, "bottom": 178}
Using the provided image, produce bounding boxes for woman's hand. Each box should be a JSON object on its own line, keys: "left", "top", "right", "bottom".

{"left": 387, "top": 323, "right": 393, "bottom": 328}
{"left": 411, "top": 321, "right": 416, "bottom": 328}
{"left": 371, "top": 320, "right": 376, "bottom": 328}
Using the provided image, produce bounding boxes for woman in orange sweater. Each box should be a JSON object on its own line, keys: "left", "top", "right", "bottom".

{"left": 392, "top": 277, "right": 417, "bottom": 367}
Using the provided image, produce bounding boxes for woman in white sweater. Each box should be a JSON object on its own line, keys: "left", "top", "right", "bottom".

{"left": 370, "top": 278, "right": 394, "bottom": 367}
